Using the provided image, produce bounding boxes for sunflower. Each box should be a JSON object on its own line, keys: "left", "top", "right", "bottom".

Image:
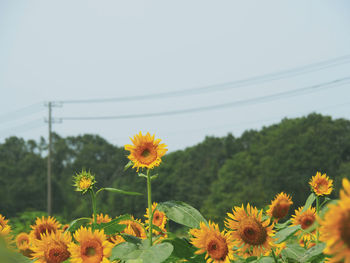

{"left": 69, "top": 226, "right": 114, "bottom": 263}
{"left": 266, "top": 192, "right": 293, "bottom": 221}
{"left": 124, "top": 132, "right": 167, "bottom": 171}
{"left": 291, "top": 206, "right": 316, "bottom": 240}
{"left": 73, "top": 170, "right": 96, "bottom": 193}
{"left": 108, "top": 234, "right": 125, "bottom": 246}
{"left": 309, "top": 171, "right": 333, "bottom": 196}
{"left": 190, "top": 221, "right": 235, "bottom": 263}
{"left": 0, "top": 214, "right": 11, "bottom": 237}
{"left": 62, "top": 224, "right": 69, "bottom": 232}
{"left": 16, "top": 232, "right": 33, "bottom": 257}
{"left": 225, "top": 203, "right": 275, "bottom": 257}
{"left": 119, "top": 216, "right": 147, "bottom": 239}
{"left": 30, "top": 216, "right": 61, "bottom": 241}
{"left": 319, "top": 178, "right": 350, "bottom": 262}
{"left": 95, "top": 214, "right": 112, "bottom": 224}
{"left": 299, "top": 235, "right": 316, "bottom": 249}
{"left": 31, "top": 230, "right": 71, "bottom": 263}
{"left": 144, "top": 202, "right": 167, "bottom": 235}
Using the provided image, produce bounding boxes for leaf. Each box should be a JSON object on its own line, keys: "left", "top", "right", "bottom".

{"left": 0, "top": 246, "right": 33, "bottom": 263}
{"left": 299, "top": 243, "right": 326, "bottom": 263}
{"left": 111, "top": 240, "right": 174, "bottom": 263}
{"left": 275, "top": 225, "right": 301, "bottom": 244}
{"left": 66, "top": 217, "right": 91, "bottom": 232}
{"left": 97, "top": 187, "right": 143, "bottom": 196}
{"left": 302, "top": 193, "right": 316, "bottom": 212}
{"left": 164, "top": 238, "right": 195, "bottom": 260}
{"left": 121, "top": 234, "right": 142, "bottom": 244}
{"left": 124, "top": 160, "right": 133, "bottom": 171}
{"left": 157, "top": 201, "right": 208, "bottom": 228}
{"left": 281, "top": 244, "right": 306, "bottom": 261}
{"left": 250, "top": 257, "right": 275, "bottom": 263}
{"left": 95, "top": 214, "right": 131, "bottom": 235}
{"left": 275, "top": 219, "right": 291, "bottom": 230}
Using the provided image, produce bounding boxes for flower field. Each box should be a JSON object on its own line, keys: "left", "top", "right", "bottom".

{"left": 0, "top": 132, "right": 349, "bottom": 263}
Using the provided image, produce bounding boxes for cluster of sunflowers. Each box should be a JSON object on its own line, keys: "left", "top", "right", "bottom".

{"left": 0, "top": 132, "right": 350, "bottom": 263}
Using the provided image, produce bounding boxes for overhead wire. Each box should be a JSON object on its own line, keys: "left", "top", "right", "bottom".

{"left": 58, "top": 76, "right": 350, "bottom": 121}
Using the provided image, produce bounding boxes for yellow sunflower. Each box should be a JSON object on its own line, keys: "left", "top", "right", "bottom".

{"left": 190, "top": 221, "right": 235, "bottom": 263}
{"left": 16, "top": 232, "right": 33, "bottom": 257}
{"left": 291, "top": 206, "right": 316, "bottom": 240}
{"left": 319, "top": 178, "right": 350, "bottom": 262}
{"left": 95, "top": 213, "right": 112, "bottom": 224}
{"left": 73, "top": 170, "right": 96, "bottom": 193}
{"left": 108, "top": 234, "right": 125, "bottom": 246}
{"left": 30, "top": 216, "right": 61, "bottom": 241}
{"left": 0, "top": 214, "right": 11, "bottom": 237}
{"left": 225, "top": 203, "right": 275, "bottom": 257}
{"left": 69, "top": 226, "right": 114, "bottom": 263}
{"left": 144, "top": 202, "right": 167, "bottom": 235}
{"left": 119, "top": 216, "right": 147, "bottom": 239}
{"left": 31, "top": 230, "right": 71, "bottom": 263}
{"left": 266, "top": 192, "right": 293, "bottom": 221}
{"left": 309, "top": 171, "right": 333, "bottom": 196}
{"left": 124, "top": 132, "right": 167, "bottom": 171}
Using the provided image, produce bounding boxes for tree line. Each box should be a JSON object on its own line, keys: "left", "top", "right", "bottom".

{"left": 1, "top": 113, "right": 350, "bottom": 224}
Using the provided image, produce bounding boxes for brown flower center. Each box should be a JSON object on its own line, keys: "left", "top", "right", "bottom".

{"left": 340, "top": 214, "right": 350, "bottom": 247}
{"left": 81, "top": 239, "right": 103, "bottom": 262}
{"left": 46, "top": 245, "right": 70, "bottom": 263}
{"left": 300, "top": 215, "right": 315, "bottom": 230}
{"left": 153, "top": 211, "right": 165, "bottom": 227}
{"left": 136, "top": 143, "right": 158, "bottom": 165}
{"left": 272, "top": 200, "right": 291, "bottom": 219}
{"left": 239, "top": 218, "right": 267, "bottom": 246}
{"left": 206, "top": 236, "right": 228, "bottom": 261}
{"left": 35, "top": 224, "right": 56, "bottom": 240}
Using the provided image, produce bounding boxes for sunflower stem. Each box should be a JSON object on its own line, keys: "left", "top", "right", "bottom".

{"left": 146, "top": 168, "right": 153, "bottom": 246}
{"left": 316, "top": 195, "right": 319, "bottom": 244}
{"left": 90, "top": 189, "right": 97, "bottom": 227}
{"left": 271, "top": 249, "right": 278, "bottom": 263}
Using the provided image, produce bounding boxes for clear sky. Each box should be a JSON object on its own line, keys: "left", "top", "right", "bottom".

{"left": 1, "top": 0, "right": 350, "bottom": 151}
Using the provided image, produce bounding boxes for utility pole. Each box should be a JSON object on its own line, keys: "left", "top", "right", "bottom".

{"left": 47, "top": 102, "right": 52, "bottom": 216}
{"left": 45, "top": 101, "right": 62, "bottom": 216}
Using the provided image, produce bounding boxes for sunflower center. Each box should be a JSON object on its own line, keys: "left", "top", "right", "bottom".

{"left": 272, "top": 200, "right": 291, "bottom": 219}
{"left": 81, "top": 239, "right": 103, "bottom": 262}
{"left": 35, "top": 224, "right": 56, "bottom": 240}
{"left": 79, "top": 178, "right": 92, "bottom": 190}
{"left": 206, "top": 236, "right": 228, "bottom": 260}
{"left": 239, "top": 218, "right": 267, "bottom": 246}
{"left": 86, "top": 247, "right": 96, "bottom": 256}
{"left": 142, "top": 149, "right": 150, "bottom": 157}
{"left": 340, "top": 215, "right": 350, "bottom": 247}
{"left": 301, "top": 215, "right": 315, "bottom": 229}
{"left": 46, "top": 245, "right": 70, "bottom": 263}
{"left": 153, "top": 211, "right": 164, "bottom": 227}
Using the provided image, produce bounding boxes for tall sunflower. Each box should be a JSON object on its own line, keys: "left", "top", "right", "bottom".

{"left": 309, "top": 172, "right": 333, "bottom": 196}
{"left": 319, "top": 178, "right": 350, "bottom": 262}
{"left": 190, "top": 221, "right": 235, "bottom": 263}
{"left": 124, "top": 132, "right": 167, "bottom": 171}
{"left": 144, "top": 202, "right": 167, "bottom": 235}
{"left": 73, "top": 170, "right": 96, "bottom": 193}
{"left": 225, "top": 204, "right": 275, "bottom": 257}
{"left": 69, "top": 226, "right": 114, "bottom": 263}
{"left": 291, "top": 206, "right": 316, "bottom": 241}
{"left": 30, "top": 216, "right": 61, "bottom": 241}
{"left": 31, "top": 231, "right": 71, "bottom": 263}
{"left": 266, "top": 192, "right": 293, "bottom": 221}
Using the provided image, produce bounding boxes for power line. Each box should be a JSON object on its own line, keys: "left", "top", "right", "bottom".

{"left": 58, "top": 77, "right": 350, "bottom": 121}
{"left": 57, "top": 54, "right": 350, "bottom": 104}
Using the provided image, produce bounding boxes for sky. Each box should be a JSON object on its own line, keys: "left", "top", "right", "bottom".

{"left": 0, "top": 0, "right": 350, "bottom": 151}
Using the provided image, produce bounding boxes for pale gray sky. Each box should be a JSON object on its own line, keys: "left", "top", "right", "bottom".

{"left": 1, "top": 0, "right": 350, "bottom": 151}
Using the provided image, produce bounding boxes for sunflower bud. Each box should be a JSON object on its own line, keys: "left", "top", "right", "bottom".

{"left": 73, "top": 170, "right": 96, "bottom": 194}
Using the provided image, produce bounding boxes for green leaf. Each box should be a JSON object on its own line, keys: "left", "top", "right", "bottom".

{"left": 157, "top": 201, "right": 208, "bottom": 228}
{"left": 275, "top": 225, "right": 301, "bottom": 244}
{"left": 299, "top": 243, "right": 326, "bottom": 263}
{"left": 111, "top": 240, "right": 174, "bottom": 263}
{"left": 164, "top": 238, "right": 195, "bottom": 260}
{"left": 124, "top": 160, "right": 133, "bottom": 171}
{"left": 275, "top": 219, "right": 291, "bottom": 230}
{"left": 250, "top": 257, "right": 275, "bottom": 263}
{"left": 97, "top": 187, "right": 143, "bottom": 196}
{"left": 66, "top": 217, "right": 91, "bottom": 232}
{"left": 0, "top": 246, "right": 33, "bottom": 263}
{"left": 95, "top": 214, "right": 131, "bottom": 235}
{"left": 302, "top": 193, "right": 316, "bottom": 212}
{"left": 121, "top": 234, "right": 142, "bottom": 244}
{"left": 281, "top": 244, "right": 306, "bottom": 261}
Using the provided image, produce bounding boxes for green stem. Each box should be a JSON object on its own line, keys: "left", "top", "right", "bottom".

{"left": 90, "top": 189, "right": 97, "bottom": 226}
{"left": 271, "top": 249, "right": 278, "bottom": 263}
{"left": 316, "top": 195, "right": 319, "bottom": 244}
{"left": 146, "top": 169, "right": 153, "bottom": 246}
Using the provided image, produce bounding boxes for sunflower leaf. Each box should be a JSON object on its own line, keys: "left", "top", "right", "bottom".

{"left": 275, "top": 225, "right": 301, "bottom": 243}
{"left": 66, "top": 217, "right": 91, "bottom": 233}
{"left": 124, "top": 160, "right": 133, "bottom": 171}
{"left": 157, "top": 201, "right": 208, "bottom": 228}
{"left": 97, "top": 187, "right": 143, "bottom": 196}
{"left": 299, "top": 243, "right": 326, "bottom": 263}
{"left": 95, "top": 214, "right": 132, "bottom": 235}
{"left": 281, "top": 244, "right": 306, "bottom": 261}
{"left": 302, "top": 193, "right": 316, "bottom": 212}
